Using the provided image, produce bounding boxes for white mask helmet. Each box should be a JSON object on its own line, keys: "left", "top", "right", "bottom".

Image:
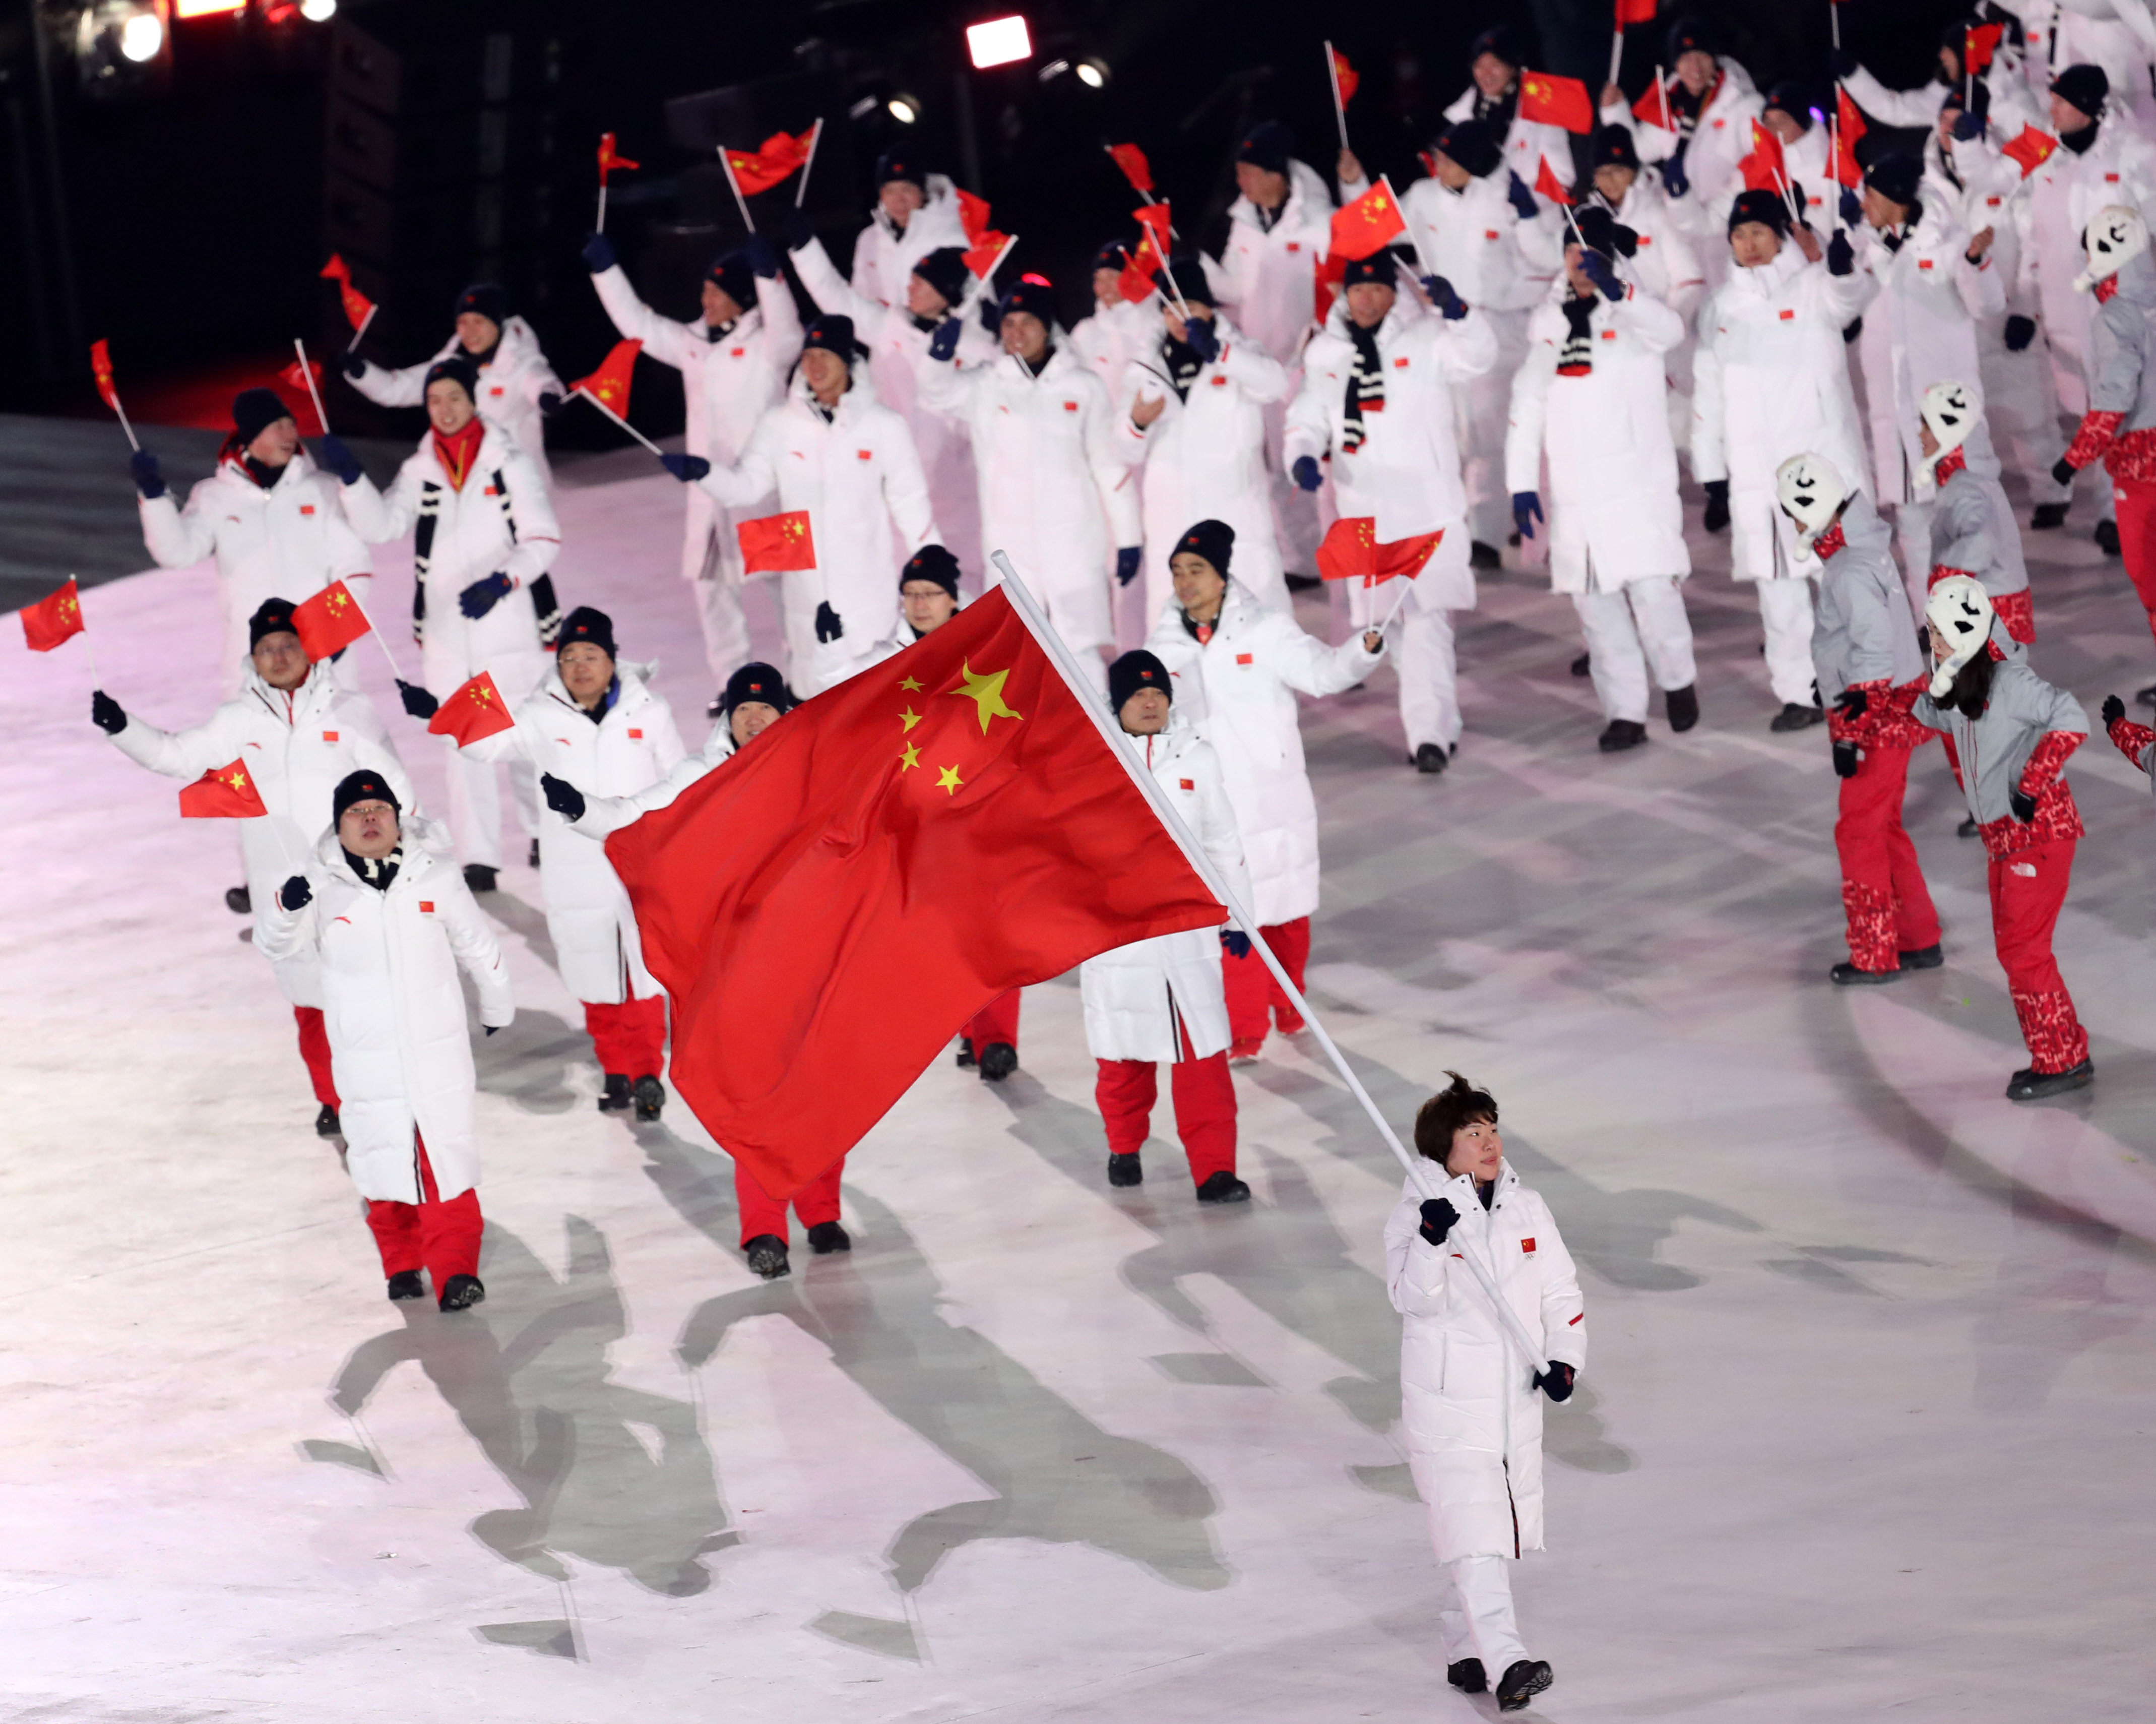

{"left": 1775, "top": 451, "right": 1847, "bottom": 547}
{"left": 2073, "top": 204, "right": 2148, "bottom": 293}
{"left": 1924, "top": 573, "right": 1995, "bottom": 698}
{"left": 1915, "top": 379, "right": 1979, "bottom": 494}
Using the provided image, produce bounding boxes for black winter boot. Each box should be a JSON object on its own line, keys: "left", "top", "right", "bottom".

{"left": 386, "top": 1271, "right": 425, "bottom": 1301}
{"left": 597, "top": 1074, "right": 632, "bottom": 1113}
{"left": 954, "top": 1037, "right": 977, "bottom": 1069}
{"left": 1108, "top": 1152, "right": 1143, "bottom": 1187}
{"left": 1830, "top": 961, "right": 1903, "bottom": 984}
{"left": 1664, "top": 684, "right": 1699, "bottom": 732}
{"left": 2031, "top": 502, "right": 2068, "bottom": 529}
{"left": 528, "top": 838, "right": 540, "bottom": 868}
{"left": 2096, "top": 518, "right": 2121, "bottom": 556}
{"left": 632, "top": 1075, "right": 665, "bottom": 1121}
{"left": 1957, "top": 814, "right": 1981, "bottom": 838}
{"left": 978, "top": 1041, "right": 1018, "bottom": 1082}
{"left": 1598, "top": 719, "right": 1647, "bottom": 753}
{"left": 1195, "top": 1171, "right": 1251, "bottom": 1204}
{"left": 438, "top": 1274, "right": 486, "bottom": 1312}
{"left": 1414, "top": 742, "right": 1449, "bottom": 774}
{"left": 744, "top": 1235, "right": 791, "bottom": 1279}
{"left": 2006, "top": 1058, "right": 2094, "bottom": 1100}
{"left": 1496, "top": 1659, "right": 1552, "bottom": 1710}
{"left": 1446, "top": 1659, "right": 1487, "bottom": 1693}
{"left": 806, "top": 1220, "right": 851, "bottom": 1254}
{"left": 314, "top": 1104, "right": 342, "bottom": 1138}
{"left": 1569, "top": 652, "right": 1591, "bottom": 677}
{"left": 225, "top": 884, "right": 251, "bottom": 914}
{"left": 1898, "top": 943, "right": 1943, "bottom": 970}
{"left": 1770, "top": 701, "right": 1824, "bottom": 732}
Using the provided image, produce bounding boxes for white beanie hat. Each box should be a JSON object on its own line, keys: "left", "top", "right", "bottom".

{"left": 1775, "top": 451, "right": 1847, "bottom": 546}
{"left": 1925, "top": 574, "right": 1995, "bottom": 698}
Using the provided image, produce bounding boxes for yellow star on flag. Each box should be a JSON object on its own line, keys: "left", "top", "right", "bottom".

{"left": 899, "top": 706, "right": 921, "bottom": 732}
{"left": 900, "top": 743, "right": 920, "bottom": 770}
{"left": 950, "top": 660, "right": 1023, "bottom": 735}
{"left": 936, "top": 764, "right": 964, "bottom": 794}
{"left": 899, "top": 676, "right": 922, "bottom": 692}
{"left": 227, "top": 770, "right": 248, "bottom": 790}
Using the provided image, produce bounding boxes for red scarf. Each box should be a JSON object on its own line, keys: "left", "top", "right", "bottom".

{"left": 2096, "top": 274, "right": 2123, "bottom": 305}
{"left": 1932, "top": 446, "right": 1968, "bottom": 486}
{"left": 1811, "top": 521, "right": 1848, "bottom": 560}
{"left": 431, "top": 417, "right": 486, "bottom": 492}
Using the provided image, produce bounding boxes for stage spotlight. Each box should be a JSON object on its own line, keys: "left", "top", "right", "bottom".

{"left": 887, "top": 92, "right": 921, "bottom": 124}
{"left": 967, "top": 15, "right": 1032, "bottom": 70}
{"left": 299, "top": 0, "right": 337, "bottom": 20}
{"left": 119, "top": 7, "right": 162, "bottom": 58}
{"left": 1075, "top": 57, "right": 1107, "bottom": 88}
{"left": 75, "top": 0, "right": 171, "bottom": 87}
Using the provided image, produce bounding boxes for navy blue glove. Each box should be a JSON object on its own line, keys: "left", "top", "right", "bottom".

{"left": 396, "top": 679, "right": 438, "bottom": 721}
{"left": 1838, "top": 187, "right": 1863, "bottom": 227}
{"left": 1115, "top": 546, "right": 1143, "bottom": 587}
{"left": 2005, "top": 314, "right": 2036, "bottom": 352}
{"left": 815, "top": 601, "right": 845, "bottom": 643}
{"left": 1181, "top": 316, "right": 1220, "bottom": 363}
{"left": 581, "top": 231, "right": 616, "bottom": 274}
{"left": 781, "top": 207, "right": 816, "bottom": 252}
{"left": 130, "top": 450, "right": 164, "bottom": 499}
{"left": 1422, "top": 274, "right": 1467, "bottom": 320}
{"left": 338, "top": 351, "right": 367, "bottom": 381}
{"left": 537, "top": 391, "right": 565, "bottom": 419}
{"left": 928, "top": 317, "right": 964, "bottom": 362}
{"left": 743, "top": 233, "right": 782, "bottom": 279}
{"left": 1827, "top": 230, "right": 1855, "bottom": 277}
{"left": 1535, "top": 1362, "right": 1576, "bottom": 1402}
{"left": 541, "top": 772, "right": 587, "bottom": 821}
{"left": 1292, "top": 455, "right": 1323, "bottom": 492}
{"left": 314, "top": 434, "right": 362, "bottom": 486}
{"left": 2010, "top": 787, "right": 2038, "bottom": 822}
{"left": 1220, "top": 928, "right": 1251, "bottom": 959}
{"left": 1578, "top": 249, "right": 1623, "bottom": 300}
{"left": 91, "top": 690, "right": 126, "bottom": 734}
{"left": 1418, "top": 1198, "right": 1460, "bottom": 1245}
{"left": 1661, "top": 150, "right": 1690, "bottom": 202}
{"left": 1833, "top": 738, "right": 1860, "bottom": 778}
{"left": 660, "top": 452, "right": 711, "bottom": 483}
{"left": 1952, "top": 109, "right": 1985, "bottom": 142}
{"left": 459, "top": 573, "right": 514, "bottom": 619}
{"left": 279, "top": 875, "right": 312, "bottom": 911}
{"left": 1835, "top": 686, "right": 1869, "bottom": 720}
{"left": 2052, "top": 455, "right": 2078, "bottom": 486}
{"left": 1505, "top": 170, "right": 1539, "bottom": 220}
{"left": 1702, "top": 478, "right": 1730, "bottom": 532}
{"left": 1512, "top": 490, "right": 1544, "bottom": 539}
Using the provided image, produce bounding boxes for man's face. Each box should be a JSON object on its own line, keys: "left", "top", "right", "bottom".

{"left": 1862, "top": 184, "right": 1909, "bottom": 229}
{"left": 1001, "top": 310, "right": 1050, "bottom": 363}
{"left": 906, "top": 272, "right": 950, "bottom": 320}
{"left": 900, "top": 579, "right": 957, "bottom": 634}
{"left": 730, "top": 701, "right": 781, "bottom": 746}
{"left": 339, "top": 799, "right": 399, "bottom": 859}
{"left": 1432, "top": 151, "right": 1473, "bottom": 192}
{"left": 801, "top": 347, "right": 851, "bottom": 401}
{"left": 252, "top": 630, "right": 309, "bottom": 691}
{"left": 1730, "top": 221, "right": 1783, "bottom": 268}
{"left": 1093, "top": 267, "right": 1124, "bottom": 306}
{"left": 1471, "top": 52, "right": 1514, "bottom": 100}
{"left": 1675, "top": 49, "right": 1717, "bottom": 95}
{"left": 2052, "top": 91, "right": 2096, "bottom": 134}
{"left": 1118, "top": 687, "right": 1171, "bottom": 735}
{"left": 426, "top": 380, "right": 476, "bottom": 436}
{"left": 879, "top": 180, "right": 925, "bottom": 225}
{"left": 248, "top": 416, "right": 299, "bottom": 467}
{"left": 1170, "top": 552, "right": 1226, "bottom": 614}
{"left": 558, "top": 641, "right": 613, "bottom": 705}
{"left": 1593, "top": 163, "right": 1636, "bottom": 204}
{"left": 701, "top": 280, "right": 743, "bottom": 326}
{"left": 1762, "top": 107, "right": 1805, "bottom": 146}
{"left": 455, "top": 312, "right": 500, "bottom": 356}
{"left": 1345, "top": 282, "right": 1394, "bottom": 328}
{"left": 1234, "top": 161, "right": 1290, "bottom": 211}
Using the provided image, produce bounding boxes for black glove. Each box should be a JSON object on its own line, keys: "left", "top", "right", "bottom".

{"left": 1578, "top": 249, "right": 1624, "bottom": 300}
{"left": 91, "top": 689, "right": 126, "bottom": 734}
{"left": 1505, "top": 170, "right": 1539, "bottom": 220}
{"left": 1661, "top": 150, "right": 1690, "bottom": 201}
{"left": 537, "top": 390, "right": 565, "bottom": 419}
{"left": 1418, "top": 1198, "right": 1460, "bottom": 1245}
{"left": 1512, "top": 490, "right": 1544, "bottom": 539}
{"left": 660, "top": 452, "right": 711, "bottom": 482}
{"left": 1535, "top": 1362, "right": 1576, "bottom": 1402}
{"left": 1835, "top": 686, "right": 1869, "bottom": 720}
{"left": 1832, "top": 46, "right": 1859, "bottom": 80}
{"left": 815, "top": 601, "right": 845, "bottom": 643}
{"left": 581, "top": 231, "right": 616, "bottom": 274}
{"left": 485, "top": 1025, "right": 499, "bottom": 1036}
{"left": 1827, "top": 231, "right": 1855, "bottom": 277}
{"left": 1702, "top": 478, "right": 1730, "bottom": 532}
{"left": 1838, "top": 187, "right": 1863, "bottom": 227}
{"left": 1181, "top": 317, "right": 1220, "bottom": 363}
{"left": 130, "top": 450, "right": 164, "bottom": 500}
{"left": 541, "top": 772, "right": 587, "bottom": 821}
{"left": 396, "top": 678, "right": 438, "bottom": 721}
{"left": 1292, "top": 455, "right": 1323, "bottom": 492}
{"left": 743, "top": 232, "right": 782, "bottom": 279}
{"left": 1220, "top": 928, "right": 1251, "bottom": 959}
{"left": 2051, "top": 455, "right": 2078, "bottom": 486}
{"left": 1422, "top": 274, "right": 1467, "bottom": 320}
{"left": 279, "top": 874, "right": 312, "bottom": 911}
{"left": 1952, "top": 108, "right": 1985, "bottom": 143}
{"left": 2010, "top": 787, "right": 2038, "bottom": 822}
{"left": 315, "top": 434, "right": 363, "bottom": 485}
{"left": 1833, "top": 738, "right": 1860, "bottom": 778}
{"left": 1115, "top": 546, "right": 1143, "bottom": 587}
{"left": 338, "top": 351, "right": 368, "bottom": 381}
{"left": 1843, "top": 315, "right": 1863, "bottom": 344}
{"left": 781, "top": 206, "right": 816, "bottom": 252}
{"left": 2103, "top": 693, "right": 2127, "bottom": 726}
{"left": 928, "top": 317, "right": 964, "bottom": 362}
{"left": 2004, "top": 314, "right": 2036, "bottom": 352}
{"left": 459, "top": 572, "right": 514, "bottom": 619}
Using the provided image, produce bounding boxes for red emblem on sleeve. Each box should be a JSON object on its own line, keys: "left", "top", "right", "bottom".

{"left": 1521, "top": 1237, "right": 1537, "bottom": 1254}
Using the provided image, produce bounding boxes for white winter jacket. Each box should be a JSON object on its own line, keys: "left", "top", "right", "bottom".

{"left": 1443, "top": 84, "right": 1578, "bottom": 210}
{"left": 350, "top": 316, "right": 565, "bottom": 488}
{"left": 1079, "top": 717, "right": 1249, "bottom": 1064}
{"left": 2023, "top": 117, "right": 2156, "bottom": 413}
{"left": 344, "top": 426, "right": 560, "bottom": 706}
{"left": 591, "top": 263, "right": 798, "bottom": 583}
{"left": 460, "top": 664, "right": 686, "bottom": 1004}
{"left": 1506, "top": 284, "right": 1690, "bottom": 593}
{"left": 1071, "top": 296, "right": 1156, "bottom": 400}
{"left": 258, "top": 816, "right": 513, "bottom": 1204}
{"left": 1608, "top": 60, "right": 1764, "bottom": 238}
{"left": 1692, "top": 245, "right": 1877, "bottom": 581}
{"left": 572, "top": 723, "right": 739, "bottom": 838}
{"left": 139, "top": 452, "right": 374, "bottom": 699}
{"left": 1385, "top": 1163, "right": 1587, "bottom": 1564}
{"left": 1114, "top": 313, "right": 1291, "bottom": 623}
{"left": 1390, "top": 170, "right": 1541, "bottom": 312}
{"left": 1206, "top": 160, "right": 1338, "bottom": 364}
{"left": 107, "top": 662, "right": 411, "bottom": 1008}
{"left": 1144, "top": 581, "right": 1384, "bottom": 926}
{"left": 849, "top": 175, "right": 971, "bottom": 310}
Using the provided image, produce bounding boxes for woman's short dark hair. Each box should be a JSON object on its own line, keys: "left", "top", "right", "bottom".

{"left": 1414, "top": 1071, "right": 1498, "bottom": 1162}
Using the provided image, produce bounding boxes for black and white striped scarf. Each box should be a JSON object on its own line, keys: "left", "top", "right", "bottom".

{"left": 1342, "top": 324, "right": 1385, "bottom": 453}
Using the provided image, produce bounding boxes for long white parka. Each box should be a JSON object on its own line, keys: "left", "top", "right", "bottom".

{"left": 105, "top": 661, "right": 412, "bottom": 1008}
{"left": 1071, "top": 294, "right": 1157, "bottom": 402}
{"left": 139, "top": 451, "right": 375, "bottom": 699}
{"left": 1205, "top": 160, "right": 1338, "bottom": 365}
{"left": 1144, "top": 581, "right": 1385, "bottom": 927}
{"left": 1692, "top": 244, "right": 1877, "bottom": 581}
{"left": 1079, "top": 716, "right": 1250, "bottom": 1063}
{"left": 1384, "top": 1163, "right": 1587, "bottom": 1563}
{"left": 1505, "top": 280, "right": 1691, "bottom": 592}
{"left": 1113, "top": 313, "right": 1291, "bottom": 623}
{"left": 2022, "top": 115, "right": 2156, "bottom": 414}
{"left": 459, "top": 664, "right": 686, "bottom": 1004}
{"left": 849, "top": 175, "right": 971, "bottom": 309}
{"left": 590, "top": 263, "right": 798, "bottom": 585}
{"left": 349, "top": 317, "right": 566, "bottom": 489}
{"left": 258, "top": 816, "right": 513, "bottom": 1204}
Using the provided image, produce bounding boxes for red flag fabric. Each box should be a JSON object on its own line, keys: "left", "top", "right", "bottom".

{"left": 2003, "top": 125, "right": 2058, "bottom": 177}
{"left": 739, "top": 510, "right": 817, "bottom": 573}
{"left": 89, "top": 340, "right": 120, "bottom": 413}
{"left": 1519, "top": 70, "right": 1595, "bottom": 135}
{"left": 20, "top": 577, "right": 84, "bottom": 652}
{"left": 1107, "top": 142, "right": 1154, "bottom": 195}
{"left": 427, "top": 671, "right": 517, "bottom": 746}
{"left": 1316, "top": 519, "right": 1442, "bottom": 585}
{"left": 1329, "top": 182, "right": 1407, "bottom": 260}
{"left": 1133, "top": 200, "right": 1174, "bottom": 258}
{"left": 597, "top": 132, "right": 640, "bottom": 182}
{"left": 1834, "top": 85, "right": 1868, "bottom": 187}
{"left": 956, "top": 188, "right": 995, "bottom": 244}
{"left": 1331, "top": 48, "right": 1360, "bottom": 105}
{"left": 291, "top": 580, "right": 371, "bottom": 661}
{"left": 281, "top": 354, "right": 324, "bottom": 391}
{"left": 319, "top": 254, "right": 376, "bottom": 331}
{"left": 1615, "top": 0, "right": 1658, "bottom": 24}
{"left": 1534, "top": 155, "right": 1575, "bottom": 206}
{"left": 724, "top": 129, "right": 814, "bottom": 196}
{"left": 1740, "top": 119, "right": 1789, "bottom": 195}
{"left": 1117, "top": 235, "right": 1167, "bottom": 304}
{"left": 604, "top": 584, "right": 1225, "bottom": 1192}
{"left": 1633, "top": 79, "right": 1675, "bottom": 130}
{"left": 569, "top": 338, "right": 641, "bottom": 416}
{"left": 965, "top": 231, "right": 1012, "bottom": 280}
{"left": 1964, "top": 22, "right": 2005, "bottom": 77}
{"left": 179, "top": 760, "right": 269, "bottom": 820}
{"left": 1314, "top": 250, "right": 1348, "bottom": 323}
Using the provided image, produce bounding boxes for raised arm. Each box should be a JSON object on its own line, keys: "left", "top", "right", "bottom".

{"left": 1840, "top": 65, "right": 1946, "bottom": 130}
{"left": 590, "top": 264, "right": 704, "bottom": 371}
{"left": 348, "top": 351, "right": 438, "bottom": 410}
{"left": 787, "top": 235, "right": 875, "bottom": 325}
{"left": 1612, "top": 283, "right": 1685, "bottom": 353}
{"left": 339, "top": 462, "right": 420, "bottom": 544}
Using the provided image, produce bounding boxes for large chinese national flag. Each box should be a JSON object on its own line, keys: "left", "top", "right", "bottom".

{"left": 607, "top": 584, "right": 1225, "bottom": 1194}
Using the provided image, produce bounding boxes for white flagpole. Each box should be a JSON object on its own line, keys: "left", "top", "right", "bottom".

{"left": 292, "top": 338, "right": 332, "bottom": 435}
{"left": 988, "top": 549, "right": 1552, "bottom": 1379}
{"left": 1379, "top": 175, "right": 1438, "bottom": 280}
{"left": 1324, "top": 41, "right": 1350, "bottom": 152}
{"left": 1608, "top": 25, "right": 1625, "bottom": 89}
{"left": 718, "top": 149, "right": 757, "bottom": 233}
{"left": 596, "top": 180, "right": 608, "bottom": 234}
{"left": 108, "top": 393, "right": 140, "bottom": 453}
{"left": 332, "top": 576, "right": 407, "bottom": 685}
{"left": 344, "top": 301, "right": 378, "bottom": 357}
{"left": 70, "top": 578, "right": 103, "bottom": 686}
{"left": 574, "top": 385, "right": 667, "bottom": 456}
{"left": 795, "top": 117, "right": 823, "bottom": 209}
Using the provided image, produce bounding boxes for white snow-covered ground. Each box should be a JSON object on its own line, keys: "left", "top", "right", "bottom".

{"left": 3, "top": 455, "right": 2154, "bottom": 1720}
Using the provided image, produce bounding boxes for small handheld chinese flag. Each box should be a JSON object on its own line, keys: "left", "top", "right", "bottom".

{"left": 427, "top": 670, "right": 517, "bottom": 746}
{"left": 319, "top": 255, "right": 376, "bottom": 331}
{"left": 1117, "top": 235, "right": 1167, "bottom": 304}
{"left": 1519, "top": 70, "right": 1595, "bottom": 135}
{"left": 597, "top": 132, "right": 640, "bottom": 182}
{"left": 1133, "top": 200, "right": 1174, "bottom": 259}
{"left": 1633, "top": 78, "right": 1675, "bottom": 130}
{"left": 291, "top": 580, "right": 371, "bottom": 662}
{"left": 739, "top": 510, "right": 817, "bottom": 573}
{"left": 965, "top": 228, "right": 1012, "bottom": 280}
{"left": 1331, "top": 48, "right": 1360, "bottom": 105}
{"left": 570, "top": 338, "right": 642, "bottom": 416}
{"left": 956, "top": 188, "right": 995, "bottom": 244}
{"left": 1834, "top": 85, "right": 1868, "bottom": 187}
{"left": 20, "top": 577, "right": 84, "bottom": 652}
{"left": 180, "top": 761, "right": 269, "bottom": 820}
{"left": 1314, "top": 250, "right": 1348, "bottom": 323}
{"left": 724, "top": 129, "right": 814, "bottom": 195}
{"left": 89, "top": 341, "right": 121, "bottom": 413}
{"left": 1107, "top": 142, "right": 1154, "bottom": 196}
{"left": 1535, "top": 155, "right": 1575, "bottom": 206}
{"left": 1616, "top": 0, "right": 1657, "bottom": 24}
{"left": 1740, "top": 120, "right": 1788, "bottom": 195}
{"left": 1964, "top": 21, "right": 2005, "bottom": 77}
{"left": 1329, "top": 182, "right": 1407, "bottom": 260}
{"left": 2004, "top": 125, "right": 2058, "bottom": 177}
{"left": 1316, "top": 518, "right": 1441, "bottom": 585}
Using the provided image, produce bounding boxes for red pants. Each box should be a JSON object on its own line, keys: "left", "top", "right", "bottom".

{"left": 294, "top": 1006, "right": 339, "bottom": 1108}
{"left": 735, "top": 1157, "right": 843, "bottom": 1247}
{"left": 1989, "top": 839, "right": 2090, "bottom": 1073}
{"left": 585, "top": 994, "right": 666, "bottom": 1077}
{"left": 1223, "top": 916, "right": 1312, "bottom": 1045}
{"left": 2116, "top": 473, "right": 2156, "bottom": 648}
{"left": 1095, "top": 1021, "right": 1238, "bottom": 1186}
{"left": 365, "top": 1135, "right": 483, "bottom": 1288}
{"left": 1834, "top": 746, "right": 1940, "bottom": 972}
{"left": 963, "top": 989, "right": 1021, "bottom": 1051}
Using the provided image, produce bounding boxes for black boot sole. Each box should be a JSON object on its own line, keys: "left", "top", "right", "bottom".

{"left": 2006, "top": 1059, "right": 2094, "bottom": 1101}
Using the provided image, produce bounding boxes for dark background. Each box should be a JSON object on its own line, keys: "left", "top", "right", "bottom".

{"left": 0, "top": 0, "right": 1965, "bottom": 447}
